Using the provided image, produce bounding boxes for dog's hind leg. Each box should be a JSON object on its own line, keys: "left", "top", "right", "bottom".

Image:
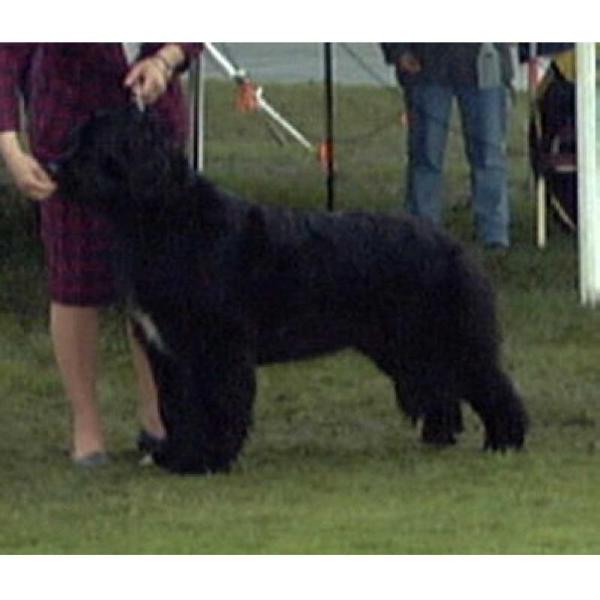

{"left": 461, "top": 365, "right": 528, "bottom": 451}
{"left": 359, "top": 341, "right": 463, "bottom": 446}
{"left": 153, "top": 339, "right": 256, "bottom": 475}
{"left": 396, "top": 368, "right": 464, "bottom": 446}
{"left": 420, "top": 397, "right": 464, "bottom": 445}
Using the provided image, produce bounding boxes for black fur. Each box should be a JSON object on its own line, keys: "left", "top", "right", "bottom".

{"left": 55, "top": 106, "right": 528, "bottom": 474}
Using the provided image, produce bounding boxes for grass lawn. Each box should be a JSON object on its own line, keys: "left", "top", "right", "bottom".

{"left": 1, "top": 81, "right": 599, "bottom": 555}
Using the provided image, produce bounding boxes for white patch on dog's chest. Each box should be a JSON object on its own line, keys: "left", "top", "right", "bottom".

{"left": 131, "top": 308, "right": 170, "bottom": 354}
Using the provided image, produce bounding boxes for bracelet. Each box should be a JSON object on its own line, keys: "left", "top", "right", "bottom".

{"left": 153, "top": 53, "right": 175, "bottom": 78}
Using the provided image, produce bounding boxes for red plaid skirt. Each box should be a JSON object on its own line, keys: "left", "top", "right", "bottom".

{"left": 40, "top": 193, "right": 116, "bottom": 306}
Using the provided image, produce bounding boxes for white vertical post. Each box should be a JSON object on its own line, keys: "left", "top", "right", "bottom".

{"left": 187, "top": 52, "right": 205, "bottom": 172}
{"left": 526, "top": 44, "right": 549, "bottom": 249}
{"left": 536, "top": 177, "right": 547, "bottom": 249}
{"left": 196, "top": 52, "right": 205, "bottom": 172}
{"left": 576, "top": 43, "right": 600, "bottom": 307}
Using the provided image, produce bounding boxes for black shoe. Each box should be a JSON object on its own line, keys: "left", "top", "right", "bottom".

{"left": 136, "top": 429, "right": 166, "bottom": 454}
{"left": 137, "top": 430, "right": 166, "bottom": 467}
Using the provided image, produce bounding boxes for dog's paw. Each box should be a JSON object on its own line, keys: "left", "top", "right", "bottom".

{"left": 153, "top": 441, "right": 235, "bottom": 475}
{"left": 421, "top": 426, "right": 457, "bottom": 446}
{"left": 420, "top": 402, "right": 464, "bottom": 446}
{"left": 482, "top": 409, "right": 528, "bottom": 452}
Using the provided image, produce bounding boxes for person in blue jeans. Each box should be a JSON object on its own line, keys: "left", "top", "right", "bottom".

{"left": 381, "top": 43, "right": 513, "bottom": 248}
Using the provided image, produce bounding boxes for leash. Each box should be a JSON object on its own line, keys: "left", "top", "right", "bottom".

{"left": 132, "top": 85, "right": 145, "bottom": 112}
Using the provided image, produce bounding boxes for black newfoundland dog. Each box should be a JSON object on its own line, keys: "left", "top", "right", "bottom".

{"left": 54, "top": 107, "right": 528, "bottom": 474}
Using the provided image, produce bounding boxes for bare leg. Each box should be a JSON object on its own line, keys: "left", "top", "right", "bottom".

{"left": 127, "top": 322, "right": 165, "bottom": 440}
{"left": 50, "top": 303, "right": 105, "bottom": 459}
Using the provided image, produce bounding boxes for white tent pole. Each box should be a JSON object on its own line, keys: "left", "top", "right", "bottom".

{"left": 204, "top": 42, "right": 241, "bottom": 80}
{"left": 576, "top": 43, "right": 600, "bottom": 307}
{"left": 187, "top": 53, "right": 205, "bottom": 172}
{"left": 203, "top": 42, "right": 314, "bottom": 152}
{"left": 253, "top": 88, "right": 314, "bottom": 152}
{"left": 527, "top": 43, "right": 548, "bottom": 249}
{"left": 195, "top": 52, "right": 206, "bottom": 172}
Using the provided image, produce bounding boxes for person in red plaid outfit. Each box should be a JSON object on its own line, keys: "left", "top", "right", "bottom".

{"left": 0, "top": 43, "right": 201, "bottom": 467}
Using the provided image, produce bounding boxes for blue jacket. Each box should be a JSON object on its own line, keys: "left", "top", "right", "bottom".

{"left": 380, "top": 43, "right": 513, "bottom": 88}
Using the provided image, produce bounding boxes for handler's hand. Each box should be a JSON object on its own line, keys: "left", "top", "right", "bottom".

{"left": 0, "top": 133, "right": 56, "bottom": 201}
{"left": 124, "top": 56, "right": 170, "bottom": 106}
{"left": 398, "top": 52, "right": 422, "bottom": 75}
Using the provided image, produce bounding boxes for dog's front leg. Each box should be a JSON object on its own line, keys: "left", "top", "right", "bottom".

{"left": 153, "top": 337, "right": 257, "bottom": 475}
{"left": 135, "top": 341, "right": 192, "bottom": 465}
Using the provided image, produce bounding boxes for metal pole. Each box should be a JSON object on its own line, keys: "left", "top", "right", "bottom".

{"left": 187, "top": 53, "right": 205, "bottom": 172}
{"left": 203, "top": 42, "right": 314, "bottom": 152}
{"left": 324, "top": 43, "right": 335, "bottom": 211}
{"left": 576, "top": 43, "right": 600, "bottom": 306}
{"left": 527, "top": 43, "right": 548, "bottom": 249}
{"left": 254, "top": 87, "right": 314, "bottom": 152}
{"left": 195, "top": 52, "right": 206, "bottom": 172}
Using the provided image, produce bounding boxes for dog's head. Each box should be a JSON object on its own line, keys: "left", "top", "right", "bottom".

{"left": 52, "top": 106, "right": 188, "bottom": 219}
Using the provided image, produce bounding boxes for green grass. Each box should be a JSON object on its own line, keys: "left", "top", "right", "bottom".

{"left": 1, "top": 82, "right": 600, "bottom": 554}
